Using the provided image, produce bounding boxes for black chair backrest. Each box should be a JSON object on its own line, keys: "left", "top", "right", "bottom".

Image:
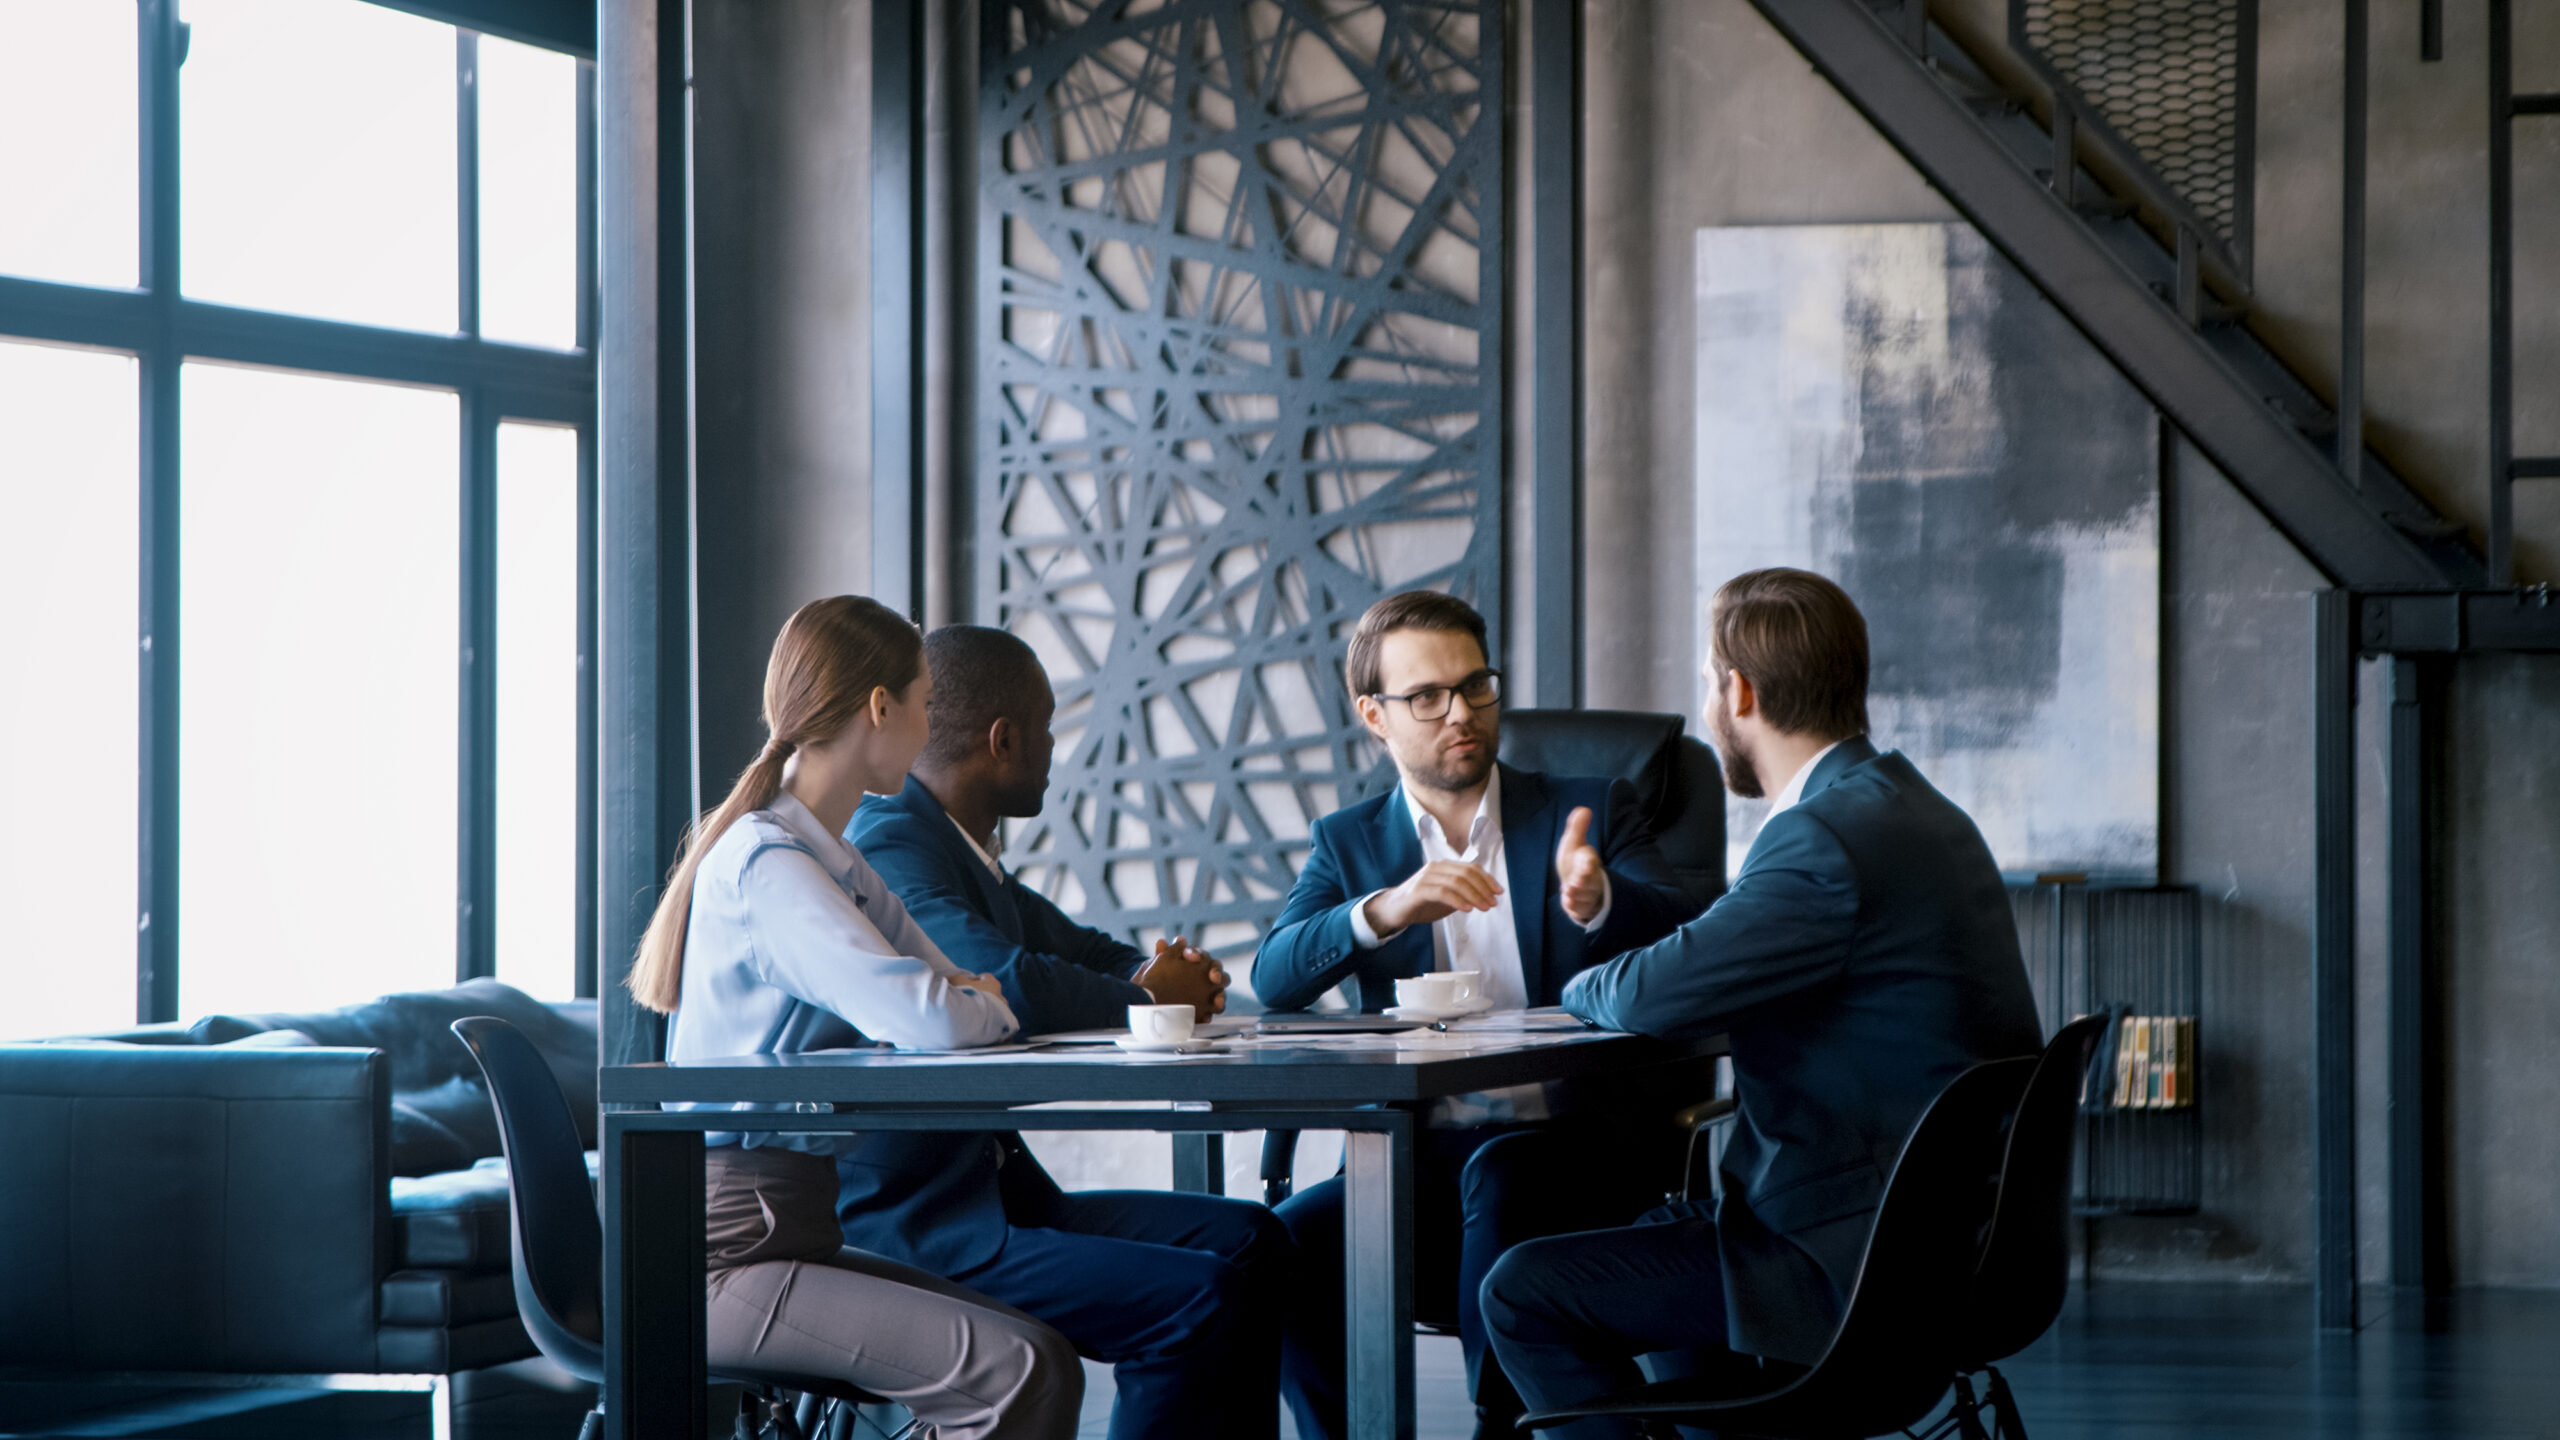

{"left": 1787, "top": 1054, "right": 2038, "bottom": 1435}
{"left": 451, "top": 1016, "right": 607, "bottom": 1382}
{"left": 1959, "top": 1013, "right": 2108, "bottom": 1367}
{"left": 1498, "top": 708, "right": 1727, "bottom": 906}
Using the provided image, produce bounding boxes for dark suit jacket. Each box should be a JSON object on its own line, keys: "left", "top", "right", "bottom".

{"left": 1562, "top": 737, "right": 2043, "bottom": 1365}
{"left": 832, "top": 776, "right": 1153, "bottom": 1275}
{"left": 1254, "top": 764, "right": 1698, "bottom": 1013}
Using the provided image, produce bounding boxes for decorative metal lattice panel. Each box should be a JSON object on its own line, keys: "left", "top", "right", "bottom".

{"left": 2014, "top": 0, "right": 2254, "bottom": 263}
{"left": 978, "top": 0, "right": 1504, "bottom": 969}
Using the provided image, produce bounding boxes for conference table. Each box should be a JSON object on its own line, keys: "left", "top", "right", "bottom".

{"left": 598, "top": 1012, "right": 1722, "bottom": 1440}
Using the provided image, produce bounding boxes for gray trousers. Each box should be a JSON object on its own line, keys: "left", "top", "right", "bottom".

{"left": 705, "top": 1145, "right": 1083, "bottom": 1440}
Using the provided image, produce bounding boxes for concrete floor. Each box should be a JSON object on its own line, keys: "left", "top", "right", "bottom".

{"left": 7, "top": 1285, "right": 2560, "bottom": 1439}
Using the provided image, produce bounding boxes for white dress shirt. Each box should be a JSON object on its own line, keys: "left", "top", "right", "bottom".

{"left": 1346, "top": 769, "right": 1612, "bottom": 1125}
{"left": 1347, "top": 768, "right": 1612, "bottom": 1007}
{"left": 666, "top": 790, "right": 1020, "bottom": 1153}
{"left": 1761, "top": 739, "right": 1847, "bottom": 822}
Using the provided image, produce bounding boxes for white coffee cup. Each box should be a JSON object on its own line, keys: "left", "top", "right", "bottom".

{"left": 1394, "top": 973, "right": 1460, "bottom": 1012}
{"left": 1444, "top": 970, "right": 1482, "bottom": 1008}
{"left": 1127, "top": 1004, "right": 1196, "bottom": 1044}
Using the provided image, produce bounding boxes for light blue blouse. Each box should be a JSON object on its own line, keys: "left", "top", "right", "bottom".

{"left": 665, "top": 790, "right": 1020, "bottom": 1151}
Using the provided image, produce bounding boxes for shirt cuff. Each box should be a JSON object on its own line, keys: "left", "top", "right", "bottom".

{"left": 1348, "top": 890, "right": 1400, "bottom": 949}
{"left": 1574, "top": 872, "right": 1614, "bottom": 934}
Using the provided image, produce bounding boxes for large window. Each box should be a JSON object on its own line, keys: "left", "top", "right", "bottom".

{"left": 0, "top": 0, "right": 595, "bottom": 1036}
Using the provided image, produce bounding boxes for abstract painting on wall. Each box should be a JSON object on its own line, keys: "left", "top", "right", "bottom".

{"left": 1695, "top": 222, "right": 2159, "bottom": 878}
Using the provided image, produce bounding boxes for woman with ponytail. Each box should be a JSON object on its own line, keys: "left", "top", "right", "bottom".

{"left": 631, "top": 595, "right": 1080, "bottom": 1440}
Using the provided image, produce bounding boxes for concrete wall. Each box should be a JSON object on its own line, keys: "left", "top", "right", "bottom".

{"left": 1579, "top": 0, "right": 2560, "bottom": 1287}
{"left": 691, "top": 0, "right": 876, "bottom": 786}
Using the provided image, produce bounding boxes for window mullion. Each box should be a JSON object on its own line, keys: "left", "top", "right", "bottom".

{"left": 137, "top": 0, "right": 182, "bottom": 1025}
{"left": 460, "top": 390, "right": 499, "bottom": 982}
{"left": 459, "top": 30, "right": 481, "bottom": 339}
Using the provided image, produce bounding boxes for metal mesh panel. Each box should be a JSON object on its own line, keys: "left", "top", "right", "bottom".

{"left": 979, "top": 0, "right": 1505, "bottom": 967}
{"left": 2017, "top": 0, "right": 2251, "bottom": 253}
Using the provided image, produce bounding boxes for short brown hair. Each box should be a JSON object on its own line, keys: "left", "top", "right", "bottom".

{"left": 1708, "top": 568, "right": 1869, "bottom": 740}
{"left": 1345, "top": 591, "right": 1488, "bottom": 697}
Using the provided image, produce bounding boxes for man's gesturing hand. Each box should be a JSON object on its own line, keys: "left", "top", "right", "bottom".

{"left": 1362, "top": 860, "right": 1503, "bottom": 937}
{"left": 1555, "top": 806, "right": 1606, "bottom": 925}
{"left": 1137, "top": 936, "right": 1229, "bottom": 1019}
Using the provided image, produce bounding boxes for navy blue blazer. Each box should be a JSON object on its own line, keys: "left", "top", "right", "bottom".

{"left": 1254, "top": 764, "right": 1698, "bottom": 1013}
{"left": 832, "top": 776, "right": 1153, "bottom": 1275}
{"left": 1562, "top": 737, "right": 2043, "bottom": 1365}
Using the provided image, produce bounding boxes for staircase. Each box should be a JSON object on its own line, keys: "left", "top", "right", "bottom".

{"left": 1743, "top": 0, "right": 2485, "bottom": 592}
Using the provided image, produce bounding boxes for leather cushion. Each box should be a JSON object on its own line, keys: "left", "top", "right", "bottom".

{"left": 378, "top": 1316, "right": 537, "bottom": 1374}
{"left": 379, "top": 1268, "right": 519, "bottom": 1327}
{"left": 187, "top": 980, "right": 599, "bottom": 1175}
{"left": 391, "top": 1153, "right": 601, "bottom": 1271}
{"left": 392, "top": 1165, "right": 514, "bottom": 1272}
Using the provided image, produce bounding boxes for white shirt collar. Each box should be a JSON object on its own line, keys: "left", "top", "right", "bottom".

{"left": 1763, "top": 739, "right": 1848, "bottom": 821}
{"left": 951, "top": 813, "right": 1007, "bottom": 878}
{"left": 765, "top": 790, "right": 861, "bottom": 880}
{"left": 1401, "top": 765, "right": 1502, "bottom": 861}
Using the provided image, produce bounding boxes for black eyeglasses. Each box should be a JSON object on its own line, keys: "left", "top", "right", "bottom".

{"left": 1372, "top": 668, "right": 1502, "bottom": 721}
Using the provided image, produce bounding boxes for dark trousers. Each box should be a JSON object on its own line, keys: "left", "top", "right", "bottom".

{"left": 1479, "top": 1199, "right": 1739, "bottom": 1440}
{"left": 1276, "top": 1125, "right": 1669, "bottom": 1440}
{"left": 947, "top": 1186, "right": 1295, "bottom": 1440}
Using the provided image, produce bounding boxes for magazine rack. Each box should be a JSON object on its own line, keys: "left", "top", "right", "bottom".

{"left": 2010, "top": 879, "right": 2204, "bottom": 1217}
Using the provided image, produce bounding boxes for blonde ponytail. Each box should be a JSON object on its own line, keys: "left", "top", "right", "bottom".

{"left": 625, "top": 599, "right": 923, "bottom": 1014}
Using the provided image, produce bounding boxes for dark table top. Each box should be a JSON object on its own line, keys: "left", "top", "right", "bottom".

{"left": 601, "top": 1026, "right": 1722, "bottom": 1108}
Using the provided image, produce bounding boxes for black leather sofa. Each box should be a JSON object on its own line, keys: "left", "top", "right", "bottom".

{"left": 0, "top": 979, "right": 597, "bottom": 1407}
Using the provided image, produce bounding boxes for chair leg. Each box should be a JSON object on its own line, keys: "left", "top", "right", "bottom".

{"left": 1985, "top": 1366, "right": 2030, "bottom": 1440}
{"left": 1951, "top": 1373, "right": 1991, "bottom": 1440}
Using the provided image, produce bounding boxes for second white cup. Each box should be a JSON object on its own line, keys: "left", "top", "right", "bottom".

{"left": 1127, "top": 1003, "right": 1196, "bottom": 1044}
{"left": 1394, "top": 973, "right": 1461, "bottom": 1012}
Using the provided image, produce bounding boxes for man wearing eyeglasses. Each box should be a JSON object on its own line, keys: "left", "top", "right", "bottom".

{"left": 1257, "top": 590, "right": 1702, "bottom": 1440}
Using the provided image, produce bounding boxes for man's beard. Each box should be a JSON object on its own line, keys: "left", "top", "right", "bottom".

{"left": 1397, "top": 724, "right": 1497, "bottom": 794}
{"left": 1708, "top": 706, "right": 1764, "bottom": 798}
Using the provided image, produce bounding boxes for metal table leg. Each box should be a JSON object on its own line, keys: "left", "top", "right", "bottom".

{"left": 603, "top": 1117, "right": 707, "bottom": 1440}
{"left": 1343, "top": 1115, "right": 1416, "bottom": 1440}
{"left": 1170, "top": 1131, "right": 1227, "bottom": 1193}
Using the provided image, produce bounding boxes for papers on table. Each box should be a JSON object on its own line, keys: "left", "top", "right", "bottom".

{"left": 1028, "top": 1018, "right": 1258, "bottom": 1045}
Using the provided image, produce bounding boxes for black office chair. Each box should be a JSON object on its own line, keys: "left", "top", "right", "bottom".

{"left": 450, "top": 1017, "right": 879, "bottom": 1440}
{"left": 1519, "top": 1020, "right": 2104, "bottom": 1438}
{"left": 1257, "top": 708, "right": 1730, "bottom": 1211}
{"left": 1926, "top": 1012, "right": 2110, "bottom": 1440}
{"left": 1495, "top": 709, "right": 1727, "bottom": 911}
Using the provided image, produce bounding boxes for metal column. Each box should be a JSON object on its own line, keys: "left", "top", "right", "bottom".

{"left": 2384, "top": 655, "right": 2448, "bottom": 1294}
{"left": 597, "top": 0, "right": 695, "bottom": 1068}
{"left": 2311, "top": 590, "right": 2358, "bottom": 1330}
{"left": 872, "top": 0, "right": 927, "bottom": 622}
{"left": 1527, "top": 0, "right": 1582, "bottom": 708}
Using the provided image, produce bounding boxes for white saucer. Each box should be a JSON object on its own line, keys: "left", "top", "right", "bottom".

{"left": 1113, "top": 1036, "right": 1224, "bottom": 1055}
{"left": 1383, "top": 1004, "right": 1466, "bottom": 1023}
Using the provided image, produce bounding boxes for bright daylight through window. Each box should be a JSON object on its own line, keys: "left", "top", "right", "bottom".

{"left": 181, "top": 0, "right": 459, "bottom": 331}
{"left": 0, "top": 340, "right": 140, "bottom": 1039}
{"left": 496, "top": 421, "right": 581, "bottom": 1000}
{"left": 178, "top": 363, "right": 461, "bottom": 1018}
{"left": 2, "top": 0, "right": 591, "bottom": 1034}
{"left": 0, "top": 2, "right": 138, "bottom": 289}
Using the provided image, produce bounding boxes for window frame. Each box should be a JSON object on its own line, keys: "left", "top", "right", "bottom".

{"left": 0, "top": 0, "right": 601, "bottom": 1020}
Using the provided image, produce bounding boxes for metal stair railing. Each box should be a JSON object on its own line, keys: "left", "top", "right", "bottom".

{"left": 1743, "top": 0, "right": 2484, "bottom": 592}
